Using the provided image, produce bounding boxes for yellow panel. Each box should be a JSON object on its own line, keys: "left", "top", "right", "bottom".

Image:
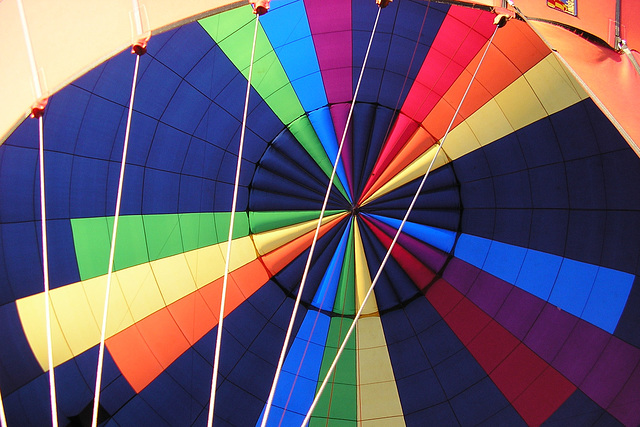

{"left": 115, "top": 263, "right": 165, "bottom": 322}
{"left": 465, "top": 98, "right": 514, "bottom": 147}
{"left": 252, "top": 213, "right": 342, "bottom": 255}
{"left": 219, "top": 235, "right": 258, "bottom": 271}
{"left": 526, "top": 54, "right": 589, "bottom": 115}
{"left": 48, "top": 282, "right": 101, "bottom": 357}
{"left": 15, "top": 294, "right": 74, "bottom": 371}
{"left": 439, "top": 120, "right": 480, "bottom": 161}
{"left": 364, "top": 144, "right": 448, "bottom": 205}
{"left": 358, "top": 414, "right": 406, "bottom": 427}
{"left": 184, "top": 244, "right": 226, "bottom": 289}
{"left": 83, "top": 274, "right": 135, "bottom": 337}
{"left": 494, "top": 74, "right": 546, "bottom": 131}
{"left": 353, "top": 221, "right": 378, "bottom": 315}
{"left": 357, "top": 317, "right": 404, "bottom": 423}
{"left": 150, "top": 254, "right": 197, "bottom": 306}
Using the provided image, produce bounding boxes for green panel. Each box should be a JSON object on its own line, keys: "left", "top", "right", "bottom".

{"left": 333, "top": 221, "right": 356, "bottom": 316}
{"left": 249, "top": 210, "right": 344, "bottom": 234}
{"left": 179, "top": 212, "right": 218, "bottom": 252}
{"left": 214, "top": 211, "right": 250, "bottom": 241}
{"left": 143, "top": 214, "right": 184, "bottom": 260}
{"left": 311, "top": 317, "right": 357, "bottom": 425}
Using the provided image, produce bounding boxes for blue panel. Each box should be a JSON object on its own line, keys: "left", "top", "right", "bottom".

{"left": 185, "top": 45, "right": 238, "bottom": 104}
{"left": 120, "top": 164, "right": 145, "bottom": 216}
{"left": 549, "top": 258, "right": 598, "bottom": 318}
{"left": 450, "top": 377, "right": 520, "bottom": 427}
{"left": 395, "top": 368, "right": 447, "bottom": 413}
{"left": 260, "top": 0, "right": 327, "bottom": 111}
{"left": 55, "top": 359, "right": 93, "bottom": 419}
{"left": 582, "top": 267, "right": 634, "bottom": 333}
{"left": 542, "top": 390, "right": 623, "bottom": 427}
{"left": 552, "top": 102, "right": 599, "bottom": 161}
{"left": 43, "top": 151, "right": 72, "bottom": 220}
{"left": 368, "top": 214, "right": 455, "bottom": 253}
{"left": 70, "top": 156, "right": 110, "bottom": 218}
{"left": 602, "top": 149, "right": 640, "bottom": 210}
{"left": 146, "top": 123, "right": 191, "bottom": 173}
{"left": 417, "top": 320, "right": 465, "bottom": 368}
{"left": 0, "top": 146, "right": 37, "bottom": 223}
{"left": 493, "top": 208, "right": 531, "bottom": 247}
{"left": 308, "top": 108, "right": 352, "bottom": 201}
{"left": 178, "top": 175, "right": 208, "bottom": 212}
{"left": 517, "top": 118, "right": 564, "bottom": 168}
{"left": 434, "top": 349, "right": 486, "bottom": 399}
{"left": 529, "top": 209, "right": 569, "bottom": 256}
{"left": 529, "top": 163, "right": 570, "bottom": 209}
{"left": 483, "top": 133, "right": 527, "bottom": 175}
{"left": 454, "top": 234, "right": 491, "bottom": 270}
{"left": 121, "top": 112, "right": 156, "bottom": 167}
{"left": 100, "top": 373, "right": 136, "bottom": 416}
{"left": 4, "top": 374, "right": 52, "bottom": 426}
{"left": 404, "top": 402, "right": 459, "bottom": 427}
{"left": 134, "top": 60, "right": 182, "bottom": 119}
{"left": 161, "top": 82, "right": 211, "bottom": 135}
{"left": 311, "top": 221, "right": 351, "bottom": 311}
{"left": 459, "top": 178, "right": 495, "bottom": 209}
{"left": 565, "top": 157, "right": 606, "bottom": 209}
{"left": 153, "top": 24, "right": 215, "bottom": 77}
{"left": 92, "top": 50, "right": 143, "bottom": 107}
{"left": 142, "top": 169, "right": 180, "bottom": 214}
{"left": 514, "top": 250, "right": 562, "bottom": 301}
{"left": 46, "top": 219, "right": 80, "bottom": 289}
{"left": 45, "top": 86, "right": 91, "bottom": 154}
{"left": 493, "top": 170, "right": 531, "bottom": 209}
{"left": 74, "top": 95, "right": 124, "bottom": 160}
{"left": 2, "top": 222, "right": 43, "bottom": 299}
{"left": 111, "top": 395, "right": 171, "bottom": 427}
{"left": 615, "top": 277, "right": 640, "bottom": 347}
{"left": 165, "top": 348, "right": 212, "bottom": 408}
{"left": 565, "top": 210, "right": 605, "bottom": 266}
{"left": 142, "top": 372, "right": 202, "bottom": 426}
{"left": 482, "top": 240, "right": 527, "bottom": 284}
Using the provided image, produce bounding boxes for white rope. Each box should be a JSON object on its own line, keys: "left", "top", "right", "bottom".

{"left": 0, "top": 385, "right": 6, "bottom": 427}
{"left": 260, "top": 8, "right": 382, "bottom": 427}
{"left": 17, "top": 1, "right": 58, "bottom": 425}
{"left": 91, "top": 53, "right": 141, "bottom": 427}
{"left": 206, "top": 13, "right": 261, "bottom": 427}
{"left": 301, "top": 25, "right": 499, "bottom": 427}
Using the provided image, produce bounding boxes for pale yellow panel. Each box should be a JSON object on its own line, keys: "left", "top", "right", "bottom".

{"left": 365, "top": 144, "right": 448, "bottom": 205}
{"left": 48, "top": 283, "right": 101, "bottom": 358}
{"left": 220, "top": 236, "right": 259, "bottom": 271}
{"left": 252, "top": 213, "right": 342, "bottom": 255}
{"left": 465, "top": 98, "right": 514, "bottom": 147}
{"left": 357, "top": 317, "right": 404, "bottom": 423}
{"left": 526, "top": 54, "right": 589, "bottom": 115}
{"left": 494, "top": 75, "right": 547, "bottom": 131}
{"left": 115, "top": 263, "right": 165, "bottom": 322}
{"left": 15, "top": 294, "right": 74, "bottom": 371}
{"left": 358, "top": 415, "right": 406, "bottom": 427}
{"left": 150, "top": 254, "right": 197, "bottom": 306}
{"left": 184, "top": 244, "right": 226, "bottom": 289}
{"left": 439, "top": 121, "right": 480, "bottom": 161}
{"left": 353, "top": 221, "right": 378, "bottom": 316}
{"left": 83, "top": 275, "right": 135, "bottom": 337}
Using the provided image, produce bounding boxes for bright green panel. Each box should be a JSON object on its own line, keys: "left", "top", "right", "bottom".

{"left": 312, "top": 317, "right": 357, "bottom": 425}
{"left": 179, "top": 213, "right": 218, "bottom": 252}
{"left": 333, "top": 221, "right": 356, "bottom": 316}
{"left": 143, "top": 214, "right": 184, "bottom": 260}
{"left": 249, "top": 210, "right": 343, "bottom": 234}
{"left": 214, "top": 211, "right": 250, "bottom": 242}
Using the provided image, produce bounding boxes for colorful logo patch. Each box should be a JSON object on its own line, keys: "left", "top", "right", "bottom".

{"left": 547, "top": 0, "right": 577, "bottom": 16}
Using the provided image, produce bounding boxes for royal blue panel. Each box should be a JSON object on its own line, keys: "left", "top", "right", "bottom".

{"left": 541, "top": 390, "right": 623, "bottom": 427}
{"left": 185, "top": 45, "right": 237, "bottom": 103}
{"left": 179, "top": 175, "right": 209, "bottom": 212}
{"left": 241, "top": 128, "right": 271, "bottom": 164}
{"left": 0, "top": 303, "right": 42, "bottom": 394}
{"left": 581, "top": 267, "right": 634, "bottom": 333}
{"left": 44, "top": 86, "right": 91, "bottom": 154}
{"left": 74, "top": 96, "right": 124, "bottom": 160}
{"left": 119, "top": 164, "right": 145, "bottom": 215}
{"left": 215, "top": 73, "right": 264, "bottom": 124}
{"left": 454, "top": 234, "right": 491, "bottom": 270}
{"left": 146, "top": 123, "right": 191, "bottom": 172}
{"left": 260, "top": 0, "right": 327, "bottom": 111}
{"left": 153, "top": 24, "right": 215, "bottom": 77}
{"left": 308, "top": 107, "right": 352, "bottom": 201}
{"left": 41, "top": 152, "right": 72, "bottom": 220}
{"left": 112, "top": 395, "right": 171, "bottom": 427}
{"left": 70, "top": 156, "right": 110, "bottom": 217}
{"left": 181, "top": 137, "right": 223, "bottom": 177}
{"left": 142, "top": 169, "right": 180, "bottom": 214}
{"left": 46, "top": 219, "right": 80, "bottom": 289}
{"left": 368, "top": 214, "right": 455, "bottom": 253}
{"left": 0, "top": 145, "right": 37, "bottom": 222}
{"left": 451, "top": 377, "right": 524, "bottom": 426}
{"left": 615, "top": 277, "right": 640, "bottom": 347}
{"left": 514, "top": 250, "right": 563, "bottom": 301}
{"left": 142, "top": 372, "right": 201, "bottom": 426}
{"left": 161, "top": 82, "right": 210, "bottom": 136}
{"left": 482, "top": 240, "right": 527, "bottom": 284}
{"left": 135, "top": 61, "right": 182, "bottom": 120}
{"left": 549, "top": 258, "right": 598, "bottom": 318}
{"left": 312, "top": 221, "right": 351, "bottom": 310}
{"left": 92, "top": 50, "right": 144, "bottom": 107}
{"left": 2, "top": 222, "right": 43, "bottom": 299}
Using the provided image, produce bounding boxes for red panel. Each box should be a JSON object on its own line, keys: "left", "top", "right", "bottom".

{"left": 466, "top": 320, "right": 519, "bottom": 373}
{"left": 490, "top": 343, "right": 547, "bottom": 401}
{"left": 425, "top": 278, "right": 463, "bottom": 317}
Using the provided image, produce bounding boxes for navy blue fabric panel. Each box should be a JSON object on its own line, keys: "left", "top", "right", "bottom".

{"left": 100, "top": 374, "right": 136, "bottom": 417}
{"left": 450, "top": 377, "right": 522, "bottom": 427}
{"left": 459, "top": 177, "right": 495, "bottom": 209}
{"left": 565, "top": 157, "right": 605, "bottom": 209}
{"left": 492, "top": 209, "right": 531, "bottom": 248}
{"left": 417, "top": 319, "right": 465, "bottom": 367}
{"left": 0, "top": 303, "right": 42, "bottom": 394}
{"left": 44, "top": 86, "right": 91, "bottom": 154}
{"left": 215, "top": 151, "right": 254, "bottom": 187}
{"left": 46, "top": 219, "right": 80, "bottom": 289}
{"left": 135, "top": 59, "right": 183, "bottom": 119}
{"left": 404, "top": 402, "right": 459, "bottom": 427}
{"left": 565, "top": 210, "right": 606, "bottom": 266}
{"left": 185, "top": 45, "right": 239, "bottom": 106}
{"left": 146, "top": 123, "right": 191, "bottom": 172}
{"left": 517, "top": 118, "right": 564, "bottom": 168}
{"left": 251, "top": 166, "right": 329, "bottom": 204}
{"left": 614, "top": 277, "right": 640, "bottom": 347}
{"left": 153, "top": 24, "right": 215, "bottom": 77}
{"left": 483, "top": 133, "right": 527, "bottom": 176}
{"left": 351, "top": 104, "right": 395, "bottom": 198}
{"left": 249, "top": 188, "right": 343, "bottom": 211}
{"left": 585, "top": 100, "right": 630, "bottom": 153}
{"left": 41, "top": 151, "right": 73, "bottom": 220}
{"left": 92, "top": 51, "right": 144, "bottom": 107}
{"left": 602, "top": 149, "right": 640, "bottom": 210}
{"left": 212, "top": 182, "right": 249, "bottom": 212}
{"left": 0, "top": 145, "right": 37, "bottom": 223}
{"left": 551, "top": 103, "right": 600, "bottom": 161}
{"left": 4, "top": 374, "right": 52, "bottom": 427}
{"left": 119, "top": 164, "right": 145, "bottom": 215}
{"left": 238, "top": 129, "right": 271, "bottom": 165}
{"left": 165, "top": 348, "right": 212, "bottom": 408}
{"left": 55, "top": 359, "right": 93, "bottom": 420}
{"left": 460, "top": 208, "right": 494, "bottom": 241}
{"left": 2, "top": 222, "right": 43, "bottom": 299}
{"left": 214, "top": 73, "right": 263, "bottom": 123}
{"left": 141, "top": 372, "right": 202, "bottom": 426}
{"left": 493, "top": 170, "right": 532, "bottom": 209}
{"left": 161, "top": 81, "right": 211, "bottom": 135}
{"left": 181, "top": 137, "right": 224, "bottom": 178}
{"left": 119, "top": 112, "right": 157, "bottom": 167}
{"left": 453, "top": 146, "right": 492, "bottom": 183}
{"left": 178, "top": 175, "right": 211, "bottom": 213}
{"left": 529, "top": 163, "right": 570, "bottom": 209}
{"left": 74, "top": 95, "right": 124, "bottom": 160}
{"left": 602, "top": 211, "right": 640, "bottom": 275}
{"left": 477, "top": 406, "right": 527, "bottom": 427}
{"left": 111, "top": 395, "right": 171, "bottom": 427}
{"left": 70, "top": 156, "right": 110, "bottom": 218}
{"left": 433, "top": 348, "right": 487, "bottom": 399}
{"left": 396, "top": 368, "right": 447, "bottom": 414}
{"left": 142, "top": 169, "right": 180, "bottom": 214}
{"left": 528, "top": 209, "right": 569, "bottom": 256}
{"left": 541, "top": 390, "right": 623, "bottom": 427}
{"left": 74, "top": 346, "right": 121, "bottom": 398}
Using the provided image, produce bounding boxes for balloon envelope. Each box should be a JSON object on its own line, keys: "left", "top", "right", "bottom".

{"left": 0, "top": 0, "right": 639, "bottom": 426}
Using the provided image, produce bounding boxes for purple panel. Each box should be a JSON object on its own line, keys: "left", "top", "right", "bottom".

{"left": 609, "top": 363, "right": 640, "bottom": 426}
{"left": 580, "top": 338, "right": 640, "bottom": 408}
{"left": 494, "top": 287, "right": 545, "bottom": 340}
{"left": 552, "top": 321, "right": 609, "bottom": 385}
{"left": 443, "top": 258, "right": 479, "bottom": 296}
{"left": 330, "top": 104, "right": 353, "bottom": 191}
{"left": 524, "top": 304, "right": 578, "bottom": 363}
{"left": 465, "top": 271, "right": 511, "bottom": 318}
{"left": 305, "top": 0, "right": 352, "bottom": 104}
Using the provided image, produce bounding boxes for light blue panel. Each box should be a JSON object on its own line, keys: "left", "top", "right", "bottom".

{"left": 256, "top": 312, "right": 331, "bottom": 426}
{"left": 260, "top": 0, "right": 328, "bottom": 111}
{"left": 514, "top": 250, "right": 562, "bottom": 301}
{"left": 581, "top": 267, "right": 635, "bottom": 333}
{"left": 482, "top": 240, "right": 527, "bottom": 284}
{"left": 454, "top": 234, "right": 491, "bottom": 269}
{"left": 308, "top": 108, "right": 353, "bottom": 202}
{"left": 369, "top": 214, "right": 455, "bottom": 253}
{"left": 549, "top": 259, "right": 598, "bottom": 318}
{"left": 311, "top": 220, "right": 352, "bottom": 310}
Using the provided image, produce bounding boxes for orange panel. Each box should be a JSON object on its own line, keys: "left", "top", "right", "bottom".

{"left": 134, "top": 308, "right": 191, "bottom": 369}
{"left": 168, "top": 290, "right": 217, "bottom": 345}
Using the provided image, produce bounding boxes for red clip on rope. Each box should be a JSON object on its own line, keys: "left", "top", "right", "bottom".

{"left": 250, "top": 0, "right": 270, "bottom": 15}
{"left": 493, "top": 6, "right": 516, "bottom": 27}
{"left": 131, "top": 35, "right": 150, "bottom": 55}
{"left": 30, "top": 98, "right": 48, "bottom": 119}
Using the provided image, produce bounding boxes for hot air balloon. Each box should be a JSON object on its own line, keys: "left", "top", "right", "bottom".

{"left": 0, "top": 0, "right": 639, "bottom": 425}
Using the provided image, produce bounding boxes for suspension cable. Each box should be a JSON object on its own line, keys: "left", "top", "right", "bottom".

{"left": 91, "top": 52, "right": 142, "bottom": 427}
{"left": 206, "top": 12, "right": 261, "bottom": 427}
{"left": 301, "top": 24, "right": 500, "bottom": 427}
{"left": 260, "top": 7, "right": 382, "bottom": 426}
